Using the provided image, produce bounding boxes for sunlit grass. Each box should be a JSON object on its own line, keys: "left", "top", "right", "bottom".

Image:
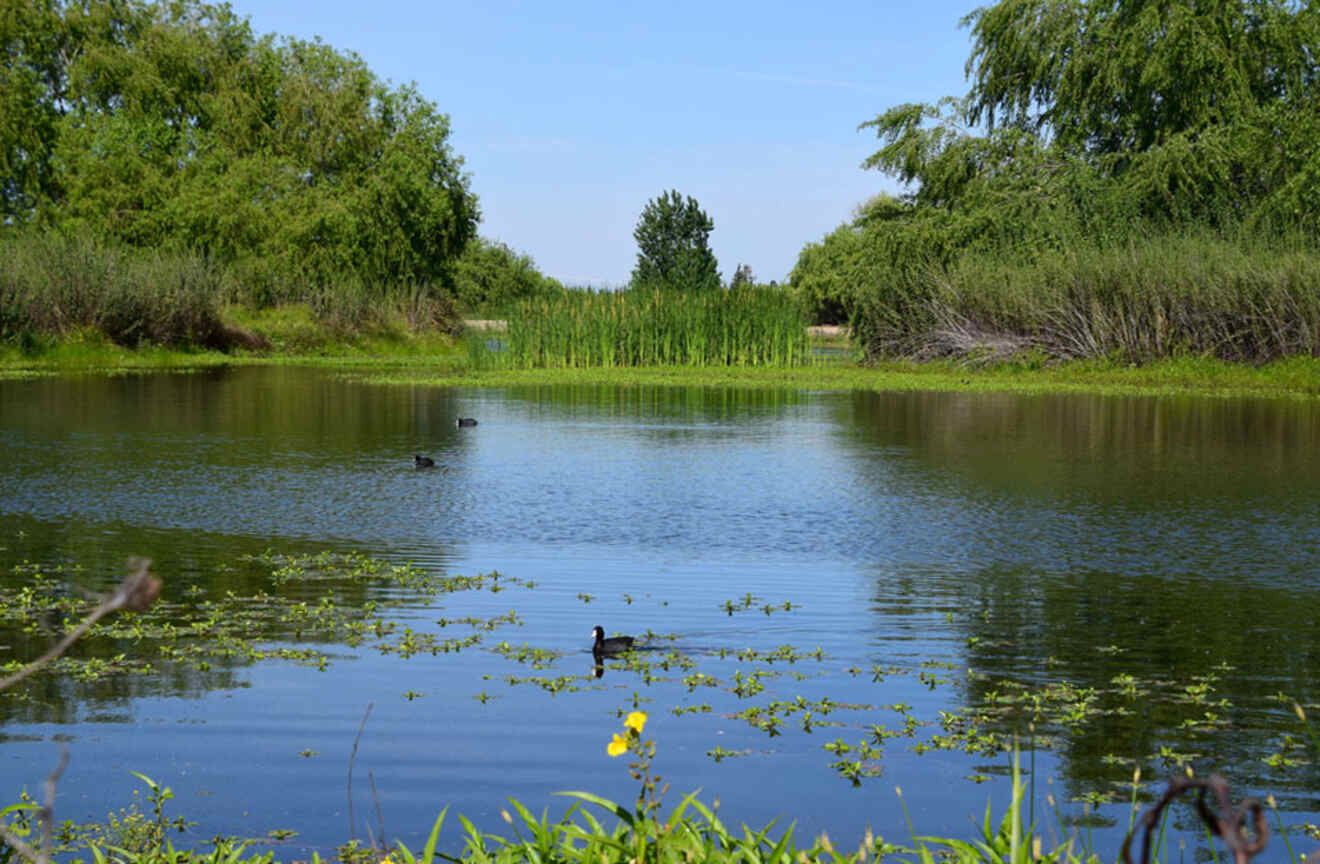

{"left": 470, "top": 286, "right": 811, "bottom": 369}
{"left": 5, "top": 304, "right": 1320, "bottom": 400}
{"left": 0, "top": 304, "right": 467, "bottom": 373}
{"left": 355, "top": 355, "right": 1320, "bottom": 400}
{"left": 855, "top": 226, "right": 1320, "bottom": 365}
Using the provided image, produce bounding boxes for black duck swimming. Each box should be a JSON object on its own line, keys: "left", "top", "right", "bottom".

{"left": 591, "top": 625, "right": 635, "bottom": 656}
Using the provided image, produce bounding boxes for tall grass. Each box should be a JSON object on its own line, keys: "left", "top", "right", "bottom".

{"left": 0, "top": 231, "right": 462, "bottom": 352}
{"left": 0, "top": 231, "right": 232, "bottom": 349}
{"left": 854, "top": 227, "right": 1320, "bottom": 364}
{"left": 471, "top": 286, "right": 811, "bottom": 369}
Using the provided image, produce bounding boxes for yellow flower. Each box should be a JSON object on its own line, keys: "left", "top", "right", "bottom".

{"left": 607, "top": 733, "right": 629, "bottom": 757}
{"left": 624, "top": 711, "right": 648, "bottom": 734}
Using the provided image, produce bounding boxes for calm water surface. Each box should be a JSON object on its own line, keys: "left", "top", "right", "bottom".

{"left": 2, "top": 367, "right": 1319, "bottom": 859}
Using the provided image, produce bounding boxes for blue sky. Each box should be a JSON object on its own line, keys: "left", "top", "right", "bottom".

{"left": 229, "top": 1, "right": 979, "bottom": 286}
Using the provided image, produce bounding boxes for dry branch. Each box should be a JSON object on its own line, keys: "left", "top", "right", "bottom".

{"left": 0, "top": 558, "right": 160, "bottom": 864}
{"left": 0, "top": 557, "right": 160, "bottom": 693}
{"left": 1122, "top": 774, "right": 1276, "bottom": 864}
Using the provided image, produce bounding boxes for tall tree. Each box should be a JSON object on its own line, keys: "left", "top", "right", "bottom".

{"left": 962, "top": 0, "right": 1320, "bottom": 157}
{"left": 0, "top": 0, "right": 71, "bottom": 219}
{"left": 2, "top": 0, "right": 480, "bottom": 290}
{"left": 631, "top": 190, "right": 720, "bottom": 292}
{"left": 859, "top": 0, "right": 1320, "bottom": 230}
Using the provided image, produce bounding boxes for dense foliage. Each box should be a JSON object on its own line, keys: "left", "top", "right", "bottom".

{"left": 452, "top": 238, "right": 563, "bottom": 315}
{"left": 631, "top": 190, "right": 721, "bottom": 292}
{"left": 1, "top": 0, "right": 479, "bottom": 295}
{"left": 793, "top": 0, "right": 1320, "bottom": 361}
{"left": 729, "top": 263, "right": 754, "bottom": 289}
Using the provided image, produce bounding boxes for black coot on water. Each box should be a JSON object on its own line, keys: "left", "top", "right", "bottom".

{"left": 591, "top": 625, "right": 634, "bottom": 657}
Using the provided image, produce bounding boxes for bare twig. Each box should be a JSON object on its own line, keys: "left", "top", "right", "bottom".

{"left": 0, "top": 559, "right": 158, "bottom": 864}
{"left": 347, "top": 702, "right": 374, "bottom": 843}
{"left": 0, "top": 822, "right": 45, "bottom": 864}
{"left": 0, "top": 557, "right": 160, "bottom": 694}
{"left": 0, "top": 740, "right": 73, "bottom": 864}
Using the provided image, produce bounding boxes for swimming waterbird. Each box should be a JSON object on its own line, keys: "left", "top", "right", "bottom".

{"left": 591, "top": 625, "right": 635, "bottom": 657}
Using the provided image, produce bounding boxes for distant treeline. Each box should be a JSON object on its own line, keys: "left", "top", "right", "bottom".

{"left": 792, "top": 0, "right": 1320, "bottom": 363}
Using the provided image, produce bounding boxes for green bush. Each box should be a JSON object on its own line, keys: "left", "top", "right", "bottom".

{"left": 452, "top": 239, "right": 562, "bottom": 316}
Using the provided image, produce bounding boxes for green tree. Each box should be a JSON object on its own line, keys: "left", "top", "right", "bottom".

{"left": 452, "top": 238, "right": 562, "bottom": 313}
{"left": 962, "top": 0, "right": 1320, "bottom": 158}
{"left": 2, "top": 0, "right": 479, "bottom": 292}
{"left": 631, "top": 190, "right": 720, "bottom": 292}
{"left": 0, "top": 0, "right": 72, "bottom": 219}
{"left": 859, "top": 0, "right": 1320, "bottom": 230}
{"left": 790, "top": 223, "right": 868, "bottom": 324}
{"left": 821, "top": 0, "right": 1320, "bottom": 363}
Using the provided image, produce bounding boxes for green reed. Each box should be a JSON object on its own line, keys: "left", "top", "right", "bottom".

{"left": 469, "top": 286, "right": 811, "bottom": 369}
{"left": 0, "top": 230, "right": 462, "bottom": 353}
{"left": 854, "top": 225, "right": 1320, "bottom": 364}
{"left": 0, "top": 231, "right": 230, "bottom": 349}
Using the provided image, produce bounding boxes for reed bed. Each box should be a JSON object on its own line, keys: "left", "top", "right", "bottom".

{"left": 0, "top": 231, "right": 231, "bottom": 348}
{"left": 0, "top": 231, "right": 462, "bottom": 351}
{"left": 855, "top": 228, "right": 1320, "bottom": 364}
{"left": 470, "top": 286, "right": 811, "bottom": 369}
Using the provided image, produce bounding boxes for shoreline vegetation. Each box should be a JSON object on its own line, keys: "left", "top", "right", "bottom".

{"left": 3, "top": 227, "right": 1318, "bottom": 399}
{"left": 2, "top": 309, "right": 1318, "bottom": 400}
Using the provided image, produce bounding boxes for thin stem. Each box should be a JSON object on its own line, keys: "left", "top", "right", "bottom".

{"left": 347, "top": 702, "right": 375, "bottom": 842}
{"left": 40, "top": 747, "right": 69, "bottom": 860}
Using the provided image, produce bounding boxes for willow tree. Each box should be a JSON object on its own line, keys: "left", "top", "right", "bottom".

{"left": 0, "top": 0, "right": 64, "bottom": 220}
{"left": 859, "top": 0, "right": 1320, "bottom": 229}
{"left": 1, "top": 0, "right": 479, "bottom": 290}
{"left": 963, "top": 0, "right": 1320, "bottom": 156}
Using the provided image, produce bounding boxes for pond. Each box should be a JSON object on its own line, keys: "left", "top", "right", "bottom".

{"left": 2, "top": 366, "right": 1320, "bottom": 859}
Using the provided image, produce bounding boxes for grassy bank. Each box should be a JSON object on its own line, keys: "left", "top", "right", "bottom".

{"left": 7, "top": 228, "right": 1320, "bottom": 399}
{"left": 0, "top": 304, "right": 467, "bottom": 374}
{"left": 5, "top": 330, "right": 1320, "bottom": 400}
{"left": 853, "top": 228, "right": 1320, "bottom": 365}
{"left": 354, "top": 355, "right": 1320, "bottom": 400}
